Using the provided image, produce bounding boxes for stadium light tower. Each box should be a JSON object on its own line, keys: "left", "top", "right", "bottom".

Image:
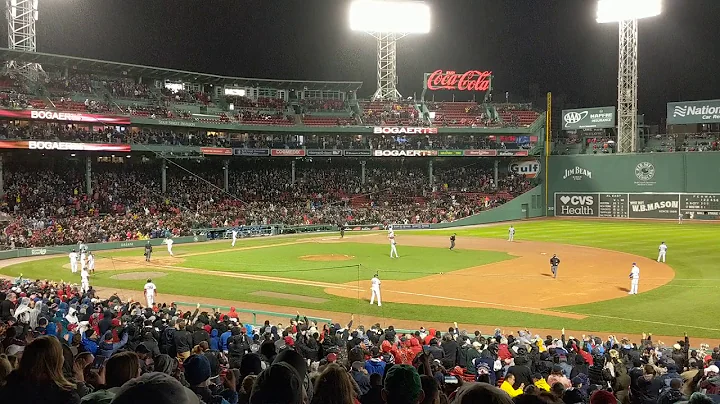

{"left": 597, "top": 0, "right": 661, "bottom": 153}
{"left": 5, "top": 0, "right": 42, "bottom": 79}
{"left": 350, "top": 0, "right": 430, "bottom": 101}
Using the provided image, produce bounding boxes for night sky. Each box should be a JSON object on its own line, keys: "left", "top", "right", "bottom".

{"left": 10, "top": 0, "right": 720, "bottom": 123}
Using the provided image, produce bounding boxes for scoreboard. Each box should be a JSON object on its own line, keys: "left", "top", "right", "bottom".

{"left": 554, "top": 192, "right": 720, "bottom": 219}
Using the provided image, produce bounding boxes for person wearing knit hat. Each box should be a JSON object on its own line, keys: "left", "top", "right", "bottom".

{"left": 111, "top": 372, "right": 200, "bottom": 404}
{"left": 590, "top": 389, "right": 617, "bottom": 404}
{"left": 184, "top": 354, "right": 212, "bottom": 386}
{"left": 383, "top": 364, "right": 424, "bottom": 404}
{"left": 251, "top": 362, "right": 304, "bottom": 404}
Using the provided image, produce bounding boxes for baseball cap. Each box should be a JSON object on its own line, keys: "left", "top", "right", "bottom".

{"left": 384, "top": 365, "right": 422, "bottom": 402}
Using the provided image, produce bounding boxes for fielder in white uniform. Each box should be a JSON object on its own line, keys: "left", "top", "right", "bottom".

{"left": 388, "top": 229, "right": 399, "bottom": 258}
{"left": 657, "top": 242, "right": 667, "bottom": 263}
{"left": 80, "top": 251, "right": 87, "bottom": 271}
{"left": 629, "top": 263, "right": 640, "bottom": 295}
{"left": 231, "top": 229, "right": 238, "bottom": 247}
{"left": 678, "top": 214, "right": 683, "bottom": 224}
{"left": 144, "top": 279, "right": 157, "bottom": 307}
{"left": 88, "top": 252, "right": 95, "bottom": 274}
{"left": 164, "top": 238, "right": 174, "bottom": 256}
{"left": 508, "top": 226, "right": 515, "bottom": 242}
{"left": 80, "top": 267, "right": 90, "bottom": 294}
{"left": 69, "top": 250, "right": 78, "bottom": 273}
{"left": 370, "top": 273, "right": 382, "bottom": 306}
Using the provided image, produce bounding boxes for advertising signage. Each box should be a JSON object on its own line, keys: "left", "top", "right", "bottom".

{"left": 307, "top": 149, "right": 342, "bottom": 157}
{"left": 373, "top": 150, "right": 438, "bottom": 157}
{"left": 667, "top": 99, "right": 720, "bottom": 124}
{"left": 343, "top": 150, "right": 372, "bottom": 157}
{"left": 372, "top": 127, "right": 438, "bottom": 134}
{"left": 200, "top": 147, "right": 232, "bottom": 156}
{"left": 233, "top": 148, "right": 270, "bottom": 156}
{"left": 270, "top": 149, "right": 306, "bottom": 157}
{"left": 426, "top": 70, "right": 492, "bottom": 91}
{"left": 0, "top": 109, "right": 131, "bottom": 125}
{"left": 0, "top": 140, "right": 131, "bottom": 152}
{"left": 554, "top": 192, "right": 720, "bottom": 219}
{"left": 463, "top": 150, "right": 497, "bottom": 157}
{"left": 561, "top": 107, "right": 615, "bottom": 130}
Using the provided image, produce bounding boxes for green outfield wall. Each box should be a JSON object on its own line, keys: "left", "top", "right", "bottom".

{"left": 430, "top": 185, "right": 545, "bottom": 228}
{"left": 548, "top": 153, "right": 720, "bottom": 220}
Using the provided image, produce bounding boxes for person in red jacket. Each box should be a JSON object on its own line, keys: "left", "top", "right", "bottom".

{"left": 227, "top": 307, "right": 239, "bottom": 319}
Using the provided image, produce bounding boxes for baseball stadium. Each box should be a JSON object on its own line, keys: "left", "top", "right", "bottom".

{"left": 1, "top": 1, "right": 720, "bottom": 403}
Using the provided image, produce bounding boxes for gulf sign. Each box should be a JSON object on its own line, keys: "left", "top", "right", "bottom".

{"left": 509, "top": 160, "right": 541, "bottom": 178}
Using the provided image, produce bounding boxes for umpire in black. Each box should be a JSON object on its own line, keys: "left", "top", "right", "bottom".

{"left": 550, "top": 254, "right": 560, "bottom": 278}
{"left": 449, "top": 233, "right": 456, "bottom": 250}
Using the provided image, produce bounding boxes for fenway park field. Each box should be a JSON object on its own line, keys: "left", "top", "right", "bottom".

{"left": 2, "top": 220, "right": 718, "bottom": 341}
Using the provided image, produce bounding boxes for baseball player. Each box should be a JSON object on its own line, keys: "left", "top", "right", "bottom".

{"left": 231, "top": 229, "right": 238, "bottom": 247}
{"left": 508, "top": 226, "right": 515, "bottom": 242}
{"left": 678, "top": 213, "right": 683, "bottom": 224}
{"left": 80, "top": 249, "right": 88, "bottom": 272}
{"left": 370, "top": 273, "right": 382, "bottom": 306}
{"left": 629, "top": 262, "right": 640, "bottom": 295}
{"left": 69, "top": 249, "right": 79, "bottom": 273}
{"left": 550, "top": 254, "right": 560, "bottom": 279}
{"left": 80, "top": 266, "right": 90, "bottom": 294}
{"left": 657, "top": 242, "right": 667, "bottom": 263}
{"left": 389, "top": 231, "right": 399, "bottom": 258}
{"left": 449, "top": 233, "right": 456, "bottom": 250}
{"left": 88, "top": 252, "right": 95, "bottom": 274}
{"left": 144, "top": 278, "right": 157, "bottom": 308}
{"left": 164, "top": 237, "right": 174, "bottom": 256}
{"left": 340, "top": 225, "right": 345, "bottom": 239}
{"left": 144, "top": 242, "right": 153, "bottom": 262}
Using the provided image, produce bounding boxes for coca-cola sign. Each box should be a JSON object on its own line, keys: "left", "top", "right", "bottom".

{"left": 427, "top": 70, "right": 492, "bottom": 91}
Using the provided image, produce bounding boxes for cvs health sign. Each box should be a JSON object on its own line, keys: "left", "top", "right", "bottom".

{"left": 554, "top": 193, "right": 599, "bottom": 217}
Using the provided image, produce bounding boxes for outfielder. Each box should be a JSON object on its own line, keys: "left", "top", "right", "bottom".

{"left": 629, "top": 262, "right": 640, "bottom": 295}
{"left": 388, "top": 228, "right": 399, "bottom": 258}
{"left": 231, "top": 229, "right": 238, "bottom": 247}
{"left": 678, "top": 214, "right": 683, "bottom": 224}
{"left": 550, "top": 254, "right": 560, "bottom": 279}
{"left": 508, "top": 226, "right": 515, "bottom": 242}
{"left": 449, "top": 234, "right": 456, "bottom": 250}
{"left": 144, "top": 278, "right": 157, "bottom": 308}
{"left": 80, "top": 250, "right": 87, "bottom": 272}
{"left": 370, "top": 273, "right": 382, "bottom": 306}
{"left": 657, "top": 242, "right": 667, "bottom": 263}
{"left": 69, "top": 249, "right": 79, "bottom": 273}
{"left": 164, "top": 237, "right": 174, "bottom": 256}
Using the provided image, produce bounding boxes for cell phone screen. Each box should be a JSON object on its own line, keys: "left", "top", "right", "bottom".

{"left": 444, "top": 375, "right": 459, "bottom": 384}
{"left": 92, "top": 356, "right": 108, "bottom": 369}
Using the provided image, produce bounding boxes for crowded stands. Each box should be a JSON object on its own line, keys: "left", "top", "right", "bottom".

{"left": 0, "top": 276, "right": 717, "bottom": 404}
{"left": 0, "top": 160, "right": 532, "bottom": 248}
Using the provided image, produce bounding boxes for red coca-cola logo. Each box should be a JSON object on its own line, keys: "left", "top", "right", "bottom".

{"left": 427, "top": 70, "right": 492, "bottom": 91}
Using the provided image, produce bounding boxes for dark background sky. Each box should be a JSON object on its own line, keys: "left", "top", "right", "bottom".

{"left": 7, "top": 0, "right": 720, "bottom": 123}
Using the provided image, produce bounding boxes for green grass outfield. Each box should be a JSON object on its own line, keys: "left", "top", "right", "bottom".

{"left": 2, "top": 220, "right": 718, "bottom": 338}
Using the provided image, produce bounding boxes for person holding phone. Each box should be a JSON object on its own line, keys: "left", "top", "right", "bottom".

{"left": 501, "top": 373, "right": 525, "bottom": 398}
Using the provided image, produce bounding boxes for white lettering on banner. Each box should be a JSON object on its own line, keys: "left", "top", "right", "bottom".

{"left": 509, "top": 160, "right": 540, "bottom": 178}
{"left": 30, "top": 110, "right": 84, "bottom": 121}
{"left": 560, "top": 205, "right": 594, "bottom": 215}
{"left": 630, "top": 200, "right": 679, "bottom": 212}
{"left": 673, "top": 105, "right": 720, "bottom": 118}
{"left": 372, "top": 127, "right": 438, "bottom": 135}
{"left": 30, "top": 248, "right": 47, "bottom": 256}
{"left": 28, "top": 141, "right": 77, "bottom": 150}
{"left": 562, "top": 166, "right": 592, "bottom": 181}
{"left": 559, "top": 195, "right": 594, "bottom": 206}
{"left": 373, "top": 150, "right": 436, "bottom": 157}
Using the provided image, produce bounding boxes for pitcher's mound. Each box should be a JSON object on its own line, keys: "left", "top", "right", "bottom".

{"left": 299, "top": 254, "right": 354, "bottom": 262}
{"left": 110, "top": 271, "right": 168, "bottom": 281}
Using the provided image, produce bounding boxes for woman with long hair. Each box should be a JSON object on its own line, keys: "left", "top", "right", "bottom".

{"left": 311, "top": 363, "right": 358, "bottom": 404}
{"left": 0, "top": 336, "right": 81, "bottom": 403}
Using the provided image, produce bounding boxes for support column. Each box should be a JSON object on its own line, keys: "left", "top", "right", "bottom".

{"left": 161, "top": 163, "right": 167, "bottom": 194}
{"left": 85, "top": 156, "right": 92, "bottom": 195}
{"left": 494, "top": 160, "right": 499, "bottom": 186}
{"left": 223, "top": 160, "right": 229, "bottom": 192}
{"left": 428, "top": 160, "right": 434, "bottom": 186}
{"left": 291, "top": 160, "right": 296, "bottom": 184}
{"left": 0, "top": 155, "right": 4, "bottom": 196}
{"left": 360, "top": 160, "right": 366, "bottom": 184}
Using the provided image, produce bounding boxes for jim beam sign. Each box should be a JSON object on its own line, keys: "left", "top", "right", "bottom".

{"left": 562, "top": 166, "right": 592, "bottom": 181}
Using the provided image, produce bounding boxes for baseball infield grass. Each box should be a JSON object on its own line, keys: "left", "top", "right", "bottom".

{"left": 2, "top": 220, "right": 718, "bottom": 338}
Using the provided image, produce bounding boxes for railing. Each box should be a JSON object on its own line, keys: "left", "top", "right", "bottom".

{"left": 174, "top": 301, "right": 332, "bottom": 327}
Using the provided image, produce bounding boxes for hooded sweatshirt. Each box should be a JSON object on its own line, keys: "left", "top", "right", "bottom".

{"left": 210, "top": 329, "right": 220, "bottom": 351}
